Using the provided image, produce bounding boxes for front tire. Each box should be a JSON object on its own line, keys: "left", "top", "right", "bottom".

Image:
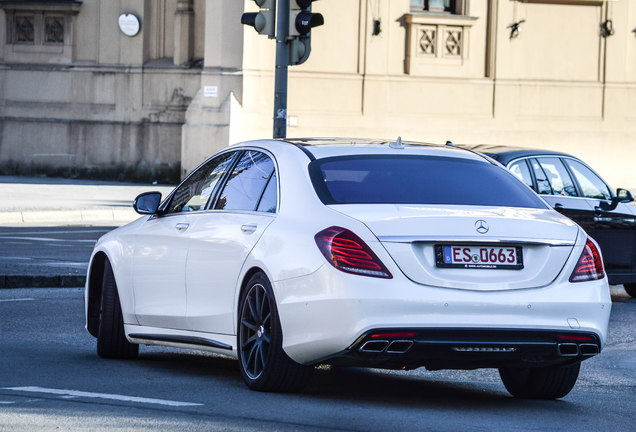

{"left": 237, "top": 272, "right": 311, "bottom": 392}
{"left": 623, "top": 283, "right": 636, "bottom": 297}
{"left": 96, "top": 260, "right": 139, "bottom": 359}
{"left": 499, "top": 362, "right": 581, "bottom": 400}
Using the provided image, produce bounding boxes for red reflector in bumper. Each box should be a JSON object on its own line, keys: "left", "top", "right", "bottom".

{"left": 370, "top": 332, "right": 416, "bottom": 339}
{"left": 558, "top": 335, "right": 595, "bottom": 342}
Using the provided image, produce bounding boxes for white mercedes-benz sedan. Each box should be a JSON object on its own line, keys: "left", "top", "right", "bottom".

{"left": 85, "top": 138, "right": 611, "bottom": 399}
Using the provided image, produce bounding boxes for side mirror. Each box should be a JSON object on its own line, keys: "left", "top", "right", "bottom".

{"left": 133, "top": 191, "right": 162, "bottom": 215}
{"left": 616, "top": 188, "right": 634, "bottom": 203}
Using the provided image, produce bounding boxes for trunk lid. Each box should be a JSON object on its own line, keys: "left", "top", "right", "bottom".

{"left": 331, "top": 204, "right": 580, "bottom": 291}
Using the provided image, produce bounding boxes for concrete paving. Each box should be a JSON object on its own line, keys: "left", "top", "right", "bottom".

{"left": 0, "top": 175, "right": 175, "bottom": 226}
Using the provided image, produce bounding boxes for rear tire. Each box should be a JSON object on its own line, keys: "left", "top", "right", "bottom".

{"left": 97, "top": 260, "right": 139, "bottom": 359}
{"left": 237, "top": 272, "right": 311, "bottom": 392}
{"left": 623, "top": 283, "right": 636, "bottom": 297}
{"left": 499, "top": 362, "right": 580, "bottom": 400}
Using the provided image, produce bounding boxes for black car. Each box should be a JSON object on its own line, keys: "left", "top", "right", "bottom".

{"left": 463, "top": 145, "right": 636, "bottom": 297}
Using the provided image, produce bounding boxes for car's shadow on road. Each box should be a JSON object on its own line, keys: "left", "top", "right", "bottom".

{"left": 129, "top": 350, "right": 579, "bottom": 411}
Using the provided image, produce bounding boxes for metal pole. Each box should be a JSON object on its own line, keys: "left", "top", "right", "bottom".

{"left": 273, "top": 0, "right": 289, "bottom": 139}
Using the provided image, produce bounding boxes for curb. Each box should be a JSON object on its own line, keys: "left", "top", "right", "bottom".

{"left": 0, "top": 208, "right": 139, "bottom": 225}
{"left": 0, "top": 275, "right": 86, "bottom": 289}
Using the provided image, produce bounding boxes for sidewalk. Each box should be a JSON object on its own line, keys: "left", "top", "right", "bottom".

{"left": 0, "top": 175, "right": 174, "bottom": 226}
{"left": 0, "top": 175, "right": 175, "bottom": 288}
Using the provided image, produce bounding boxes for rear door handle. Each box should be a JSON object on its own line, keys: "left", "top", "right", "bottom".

{"left": 241, "top": 224, "right": 257, "bottom": 233}
{"left": 175, "top": 223, "right": 190, "bottom": 232}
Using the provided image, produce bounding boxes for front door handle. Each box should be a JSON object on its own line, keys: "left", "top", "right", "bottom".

{"left": 241, "top": 224, "right": 257, "bottom": 233}
{"left": 175, "top": 223, "right": 190, "bottom": 232}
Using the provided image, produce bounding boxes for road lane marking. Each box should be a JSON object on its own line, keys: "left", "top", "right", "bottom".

{"left": 0, "top": 237, "right": 96, "bottom": 243}
{"left": 2, "top": 387, "right": 203, "bottom": 407}
{"left": 0, "top": 298, "right": 35, "bottom": 303}
{"left": 0, "top": 229, "right": 111, "bottom": 235}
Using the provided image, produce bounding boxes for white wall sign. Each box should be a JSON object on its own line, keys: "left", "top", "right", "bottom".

{"left": 204, "top": 86, "right": 218, "bottom": 98}
{"left": 118, "top": 14, "right": 141, "bottom": 37}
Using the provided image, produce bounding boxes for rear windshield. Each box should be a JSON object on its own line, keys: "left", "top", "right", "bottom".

{"left": 309, "top": 155, "right": 547, "bottom": 208}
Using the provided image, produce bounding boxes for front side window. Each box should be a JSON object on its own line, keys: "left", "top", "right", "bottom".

{"left": 216, "top": 151, "right": 276, "bottom": 212}
{"left": 309, "top": 155, "right": 547, "bottom": 209}
{"left": 564, "top": 159, "right": 611, "bottom": 200}
{"left": 167, "top": 152, "right": 236, "bottom": 214}
{"left": 536, "top": 157, "right": 577, "bottom": 197}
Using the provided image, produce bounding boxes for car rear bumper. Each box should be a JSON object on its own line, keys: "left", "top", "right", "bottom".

{"left": 328, "top": 328, "right": 600, "bottom": 370}
{"left": 274, "top": 265, "right": 612, "bottom": 366}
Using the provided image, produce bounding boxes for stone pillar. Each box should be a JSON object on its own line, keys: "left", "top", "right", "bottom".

{"left": 179, "top": 0, "right": 244, "bottom": 178}
{"left": 174, "top": 0, "right": 194, "bottom": 65}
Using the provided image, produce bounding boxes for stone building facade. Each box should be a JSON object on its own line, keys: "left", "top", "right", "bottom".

{"left": 1, "top": 0, "right": 635, "bottom": 188}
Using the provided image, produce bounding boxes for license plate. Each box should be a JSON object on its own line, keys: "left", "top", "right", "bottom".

{"left": 435, "top": 245, "right": 524, "bottom": 270}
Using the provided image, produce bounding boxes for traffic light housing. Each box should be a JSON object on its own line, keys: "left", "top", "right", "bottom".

{"left": 241, "top": 0, "right": 276, "bottom": 39}
{"left": 288, "top": 0, "right": 324, "bottom": 65}
{"left": 289, "top": 0, "right": 324, "bottom": 37}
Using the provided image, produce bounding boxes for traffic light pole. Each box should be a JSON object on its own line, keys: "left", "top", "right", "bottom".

{"left": 273, "top": 0, "right": 290, "bottom": 139}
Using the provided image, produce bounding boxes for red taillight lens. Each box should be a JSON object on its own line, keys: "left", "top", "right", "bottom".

{"left": 315, "top": 226, "right": 393, "bottom": 279}
{"left": 569, "top": 237, "right": 605, "bottom": 283}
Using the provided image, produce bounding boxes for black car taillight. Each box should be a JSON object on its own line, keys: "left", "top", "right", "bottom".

{"left": 315, "top": 226, "right": 392, "bottom": 279}
{"left": 569, "top": 237, "right": 605, "bottom": 283}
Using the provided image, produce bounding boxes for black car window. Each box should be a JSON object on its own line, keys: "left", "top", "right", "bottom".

{"left": 216, "top": 151, "right": 275, "bottom": 211}
{"left": 509, "top": 160, "right": 534, "bottom": 190}
{"left": 536, "top": 157, "right": 577, "bottom": 197}
{"left": 309, "top": 155, "right": 548, "bottom": 209}
{"left": 529, "top": 159, "right": 553, "bottom": 195}
{"left": 256, "top": 172, "right": 278, "bottom": 213}
{"left": 167, "top": 152, "right": 236, "bottom": 214}
{"left": 564, "top": 159, "right": 612, "bottom": 200}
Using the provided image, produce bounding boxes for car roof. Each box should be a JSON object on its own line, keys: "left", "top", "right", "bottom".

{"left": 278, "top": 138, "right": 490, "bottom": 162}
{"left": 459, "top": 144, "right": 573, "bottom": 165}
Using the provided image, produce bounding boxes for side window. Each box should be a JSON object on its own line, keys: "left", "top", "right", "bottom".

{"left": 167, "top": 152, "right": 236, "bottom": 214}
{"left": 564, "top": 159, "right": 612, "bottom": 200}
{"left": 508, "top": 160, "right": 534, "bottom": 190}
{"left": 529, "top": 158, "right": 553, "bottom": 195}
{"left": 536, "top": 157, "right": 577, "bottom": 197}
{"left": 256, "top": 172, "right": 278, "bottom": 213}
{"left": 215, "top": 151, "right": 275, "bottom": 211}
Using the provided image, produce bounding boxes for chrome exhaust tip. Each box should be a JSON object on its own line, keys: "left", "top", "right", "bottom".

{"left": 386, "top": 340, "right": 414, "bottom": 354}
{"left": 359, "top": 340, "right": 389, "bottom": 353}
{"left": 557, "top": 343, "right": 579, "bottom": 356}
{"left": 579, "top": 343, "right": 599, "bottom": 356}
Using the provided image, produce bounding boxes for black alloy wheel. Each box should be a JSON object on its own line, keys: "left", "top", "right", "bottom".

{"left": 237, "top": 272, "right": 311, "bottom": 392}
{"left": 239, "top": 281, "right": 271, "bottom": 380}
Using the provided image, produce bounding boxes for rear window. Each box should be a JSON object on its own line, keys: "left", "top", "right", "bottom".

{"left": 309, "top": 155, "right": 547, "bottom": 208}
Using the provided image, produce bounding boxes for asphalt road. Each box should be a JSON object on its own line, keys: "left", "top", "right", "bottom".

{"left": 0, "top": 226, "right": 114, "bottom": 287}
{"left": 0, "top": 287, "right": 634, "bottom": 432}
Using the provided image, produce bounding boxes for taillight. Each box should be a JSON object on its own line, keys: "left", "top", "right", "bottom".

{"left": 569, "top": 237, "right": 605, "bottom": 283}
{"left": 315, "top": 226, "right": 392, "bottom": 279}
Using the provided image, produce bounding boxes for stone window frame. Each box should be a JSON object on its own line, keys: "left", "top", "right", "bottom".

{"left": 1, "top": 1, "right": 82, "bottom": 63}
{"left": 405, "top": 13, "right": 478, "bottom": 75}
